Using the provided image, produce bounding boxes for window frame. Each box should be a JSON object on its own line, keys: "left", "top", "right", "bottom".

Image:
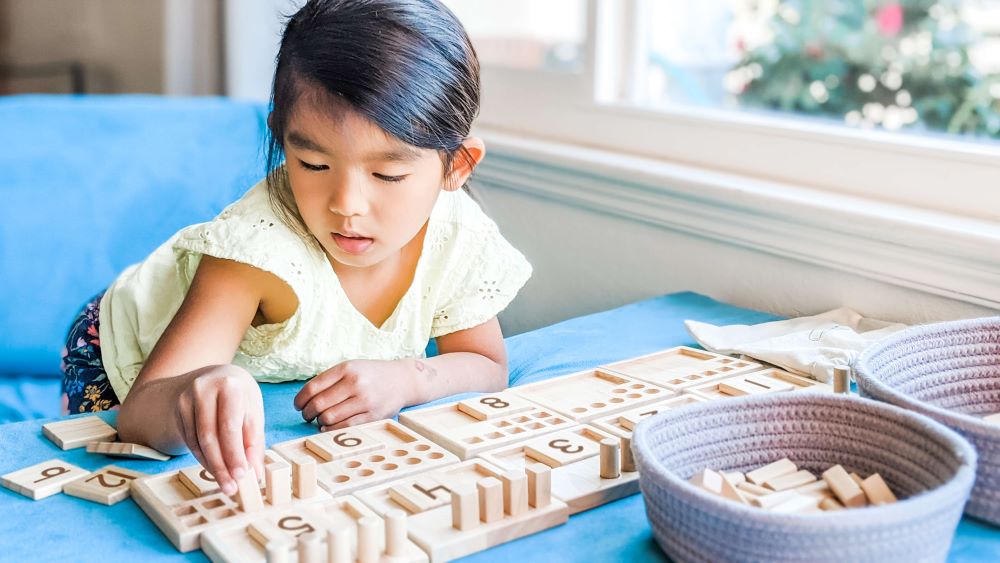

{"left": 472, "top": 0, "right": 1000, "bottom": 221}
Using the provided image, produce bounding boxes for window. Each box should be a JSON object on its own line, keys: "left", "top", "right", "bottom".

{"left": 447, "top": 0, "right": 1000, "bottom": 221}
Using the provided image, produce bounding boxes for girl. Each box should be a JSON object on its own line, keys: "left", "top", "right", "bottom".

{"left": 59, "top": 0, "right": 531, "bottom": 498}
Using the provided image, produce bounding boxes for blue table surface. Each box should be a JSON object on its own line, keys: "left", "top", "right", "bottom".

{"left": 1, "top": 292, "right": 997, "bottom": 561}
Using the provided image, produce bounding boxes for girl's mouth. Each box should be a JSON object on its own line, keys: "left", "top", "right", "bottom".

{"left": 332, "top": 232, "right": 374, "bottom": 255}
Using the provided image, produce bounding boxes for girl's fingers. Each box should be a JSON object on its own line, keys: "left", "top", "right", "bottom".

{"left": 300, "top": 380, "right": 353, "bottom": 423}
{"left": 315, "top": 396, "right": 366, "bottom": 429}
{"left": 217, "top": 387, "right": 249, "bottom": 484}
{"left": 243, "top": 405, "right": 266, "bottom": 480}
{"left": 293, "top": 367, "right": 346, "bottom": 412}
{"left": 194, "top": 391, "right": 236, "bottom": 496}
{"left": 177, "top": 407, "right": 206, "bottom": 469}
{"left": 323, "top": 410, "right": 372, "bottom": 431}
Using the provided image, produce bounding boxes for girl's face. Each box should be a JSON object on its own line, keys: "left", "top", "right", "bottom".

{"left": 283, "top": 97, "right": 471, "bottom": 272}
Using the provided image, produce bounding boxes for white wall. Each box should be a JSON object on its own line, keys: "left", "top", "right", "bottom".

{"left": 224, "top": 0, "right": 303, "bottom": 100}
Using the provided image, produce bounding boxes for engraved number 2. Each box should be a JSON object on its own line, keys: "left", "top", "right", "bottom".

{"left": 480, "top": 397, "right": 509, "bottom": 409}
{"left": 86, "top": 470, "right": 136, "bottom": 488}
{"left": 548, "top": 439, "right": 583, "bottom": 454}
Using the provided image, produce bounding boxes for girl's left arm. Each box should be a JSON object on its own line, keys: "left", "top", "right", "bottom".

{"left": 294, "top": 317, "right": 508, "bottom": 430}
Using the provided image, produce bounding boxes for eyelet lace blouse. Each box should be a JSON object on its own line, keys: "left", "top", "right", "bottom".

{"left": 99, "top": 179, "right": 532, "bottom": 401}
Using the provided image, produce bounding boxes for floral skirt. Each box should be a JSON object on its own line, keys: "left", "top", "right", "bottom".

{"left": 60, "top": 291, "right": 120, "bottom": 414}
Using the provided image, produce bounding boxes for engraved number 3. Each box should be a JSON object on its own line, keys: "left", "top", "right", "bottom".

{"left": 548, "top": 439, "right": 583, "bottom": 454}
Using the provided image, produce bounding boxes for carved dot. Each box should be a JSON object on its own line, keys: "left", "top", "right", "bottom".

{"left": 533, "top": 412, "right": 551, "bottom": 418}
{"left": 612, "top": 388, "right": 627, "bottom": 394}
{"left": 345, "top": 461, "right": 362, "bottom": 469}
{"left": 428, "top": 452, "right": 445, "bottom": 460}
{"left": 357, "top": 469, "right": 374, "bottom": 477}
{"left": 610, "top": 398, "right": 625, "bottom": 404}
{"left": 415, "top": 444, "right": 431, "bottom": 452}
{"left": 405, "top": 457, "right": 421, "bottom": 465}
{"left": 393, "top": 449, "right": 408, "bottom": 457}
{"left": 645, "top": 388, "right": 660, "bottom": 394}
{"left": 369, "top": 455, "right": 386, "bottom": 463}
{"left": 334, "top": 475, "right": 350, "bottom": 483}
{"left": 590, "top": 402, "right": 606, "bottom": 409}
{"left": 572, "top": 407, "right": 587, "bottom": 413}
{"left": 627, "top": 393, "right": 643, "bottom": 399}
{"left": 486, "top": 432, "right": 504, "bottom": 439}
{"left": 382, "top": 463, "right": 399, "bottom": 471}
{"left": 630, "top": 384, "right": 644, "bottom": 389}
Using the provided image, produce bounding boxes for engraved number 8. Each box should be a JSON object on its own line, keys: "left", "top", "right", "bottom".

{"left": 480, "top": 397, "right": 509, "bottom": 409}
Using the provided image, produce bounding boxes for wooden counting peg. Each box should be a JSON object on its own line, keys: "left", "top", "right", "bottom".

{"left": 500, "top": 469, "right": 529, "bottom": 517}
{"left": 620, "top": 437, "right": 637, "bottom": 473}
{"left": 264, "top": 538, "right": 294, "bottom": 563}
{"left": 328, "top": 527, "right": 352, "bottom": 563}
{"left": 384, "top": 508, "right": 408, "bottom": 557}
{"left": 266, "top": 462, "right": 292, "bottom": 507}
{"left": 235, "top": 469, "right": 264, "bottom": 513}
{"left": 477, "top": 477, "right": 503, "bottom": 523}
{"left": 293, "top": 458, "right": 317, "bottom": 499}
{"left": 297, "top": 530, "right": 324, "bottom": 563}
{"left": 525, "top": 463, "right": 551, "bottom": 508}
{"left": 822, "top": 465, "right": 866, "bottom": 508}
{"left": 746, "top": 458, "right": 797, "bottom": 485}
{"left": 599, "top": 438, "right": 621, "bottom": 479}
{"left": 451, "top": 483, "right": 479, "bottom": 531}
{"left": 357, "top": 516, "right": 380, "bottom": 563}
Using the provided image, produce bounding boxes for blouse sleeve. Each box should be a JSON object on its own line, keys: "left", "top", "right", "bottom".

{"left": 429, "top": 222, "right": 532, "bottom": 339}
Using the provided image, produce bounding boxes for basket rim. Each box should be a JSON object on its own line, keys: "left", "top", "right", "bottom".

{"left": 631, "top": 392, "right": 978, "bottom": 529}
{"left": 856, "top": 317, "right": 1000, "bottom": 435}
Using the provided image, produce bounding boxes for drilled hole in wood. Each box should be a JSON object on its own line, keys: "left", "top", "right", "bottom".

{"left": 345, "top": 461, "right": 362, "bottom": 469}
{"left": 464, "top": 436, "right": 484, "bottom": 444}
{"left": 369, "top": 455, "right": 386, "bottom": 463}
{"left": 381, "top": 463, "right": 398, "bottom": 471}
{"left": 610, "top": 398, "right": 625, "bottom": 404}
{"left": 572, "top": 407, "right": 587, "bottom": 413}
{"left": 590, "top": 402, "right": 606, "bottom": 409}
{"left": 414, "top": 444, "right": 431, "bottom": 452}
{"left": 405, "top": 458, "right": 421, "bottom": 465}
{"left": 486, "top": 432, "right": 504, "bottom": 439}
{"left": 611, "top": 388, "right": 627, "bottom": 394}
{"left": 627, "top": 393, "right": 642, "bottom": 399}
{"left": 392, "top": 449, "right": 408, "bottom": 457}
{"left": 527, "top": 422, "right": 545, "bottom": 430}
{"left": 333, "top": 475, "right": 350, "bottom": 483}
{"left": 533, "top": 412, "right": 551, "bottom": 418}
{"left": 428, "top": 452, "right": 445, "bottom": 460}
{"left": 358, "top": 469, "right": 374, "bottom": 477}
{"left": 630, "top": 384, "right": 644, "bottom": 389}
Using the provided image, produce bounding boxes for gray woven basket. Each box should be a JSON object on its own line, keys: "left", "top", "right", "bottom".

{"left": 631, "top": 393, "right": 976, "bottom": 563}
{"left": 856, "top": 316, "right": 1000, "bottom": 525}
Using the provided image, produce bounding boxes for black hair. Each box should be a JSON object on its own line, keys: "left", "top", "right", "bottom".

{"left": 264, "top": 0, "right": 481, "bottom": 238}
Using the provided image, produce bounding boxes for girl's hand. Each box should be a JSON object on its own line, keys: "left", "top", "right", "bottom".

{"left": 175, "top": 364, "right": 266, "bottom": 496}
{"left": 294, "top": 359, "right": 413, "bottom": 431}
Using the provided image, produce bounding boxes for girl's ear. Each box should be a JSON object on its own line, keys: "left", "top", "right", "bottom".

{"left": 443, "top": 137, "right": 486, "bottom": 191}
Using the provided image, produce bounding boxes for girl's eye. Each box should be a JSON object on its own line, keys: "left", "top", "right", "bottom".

{"left": 297, "top": 159, "right": 328, "bottom": 172}
{"left": 374, "top": 173, "right": 407, "bottom": 183}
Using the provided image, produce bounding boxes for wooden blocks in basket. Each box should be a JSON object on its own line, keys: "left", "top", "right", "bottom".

{"left": 690, "top": 458, "right": 898, "bottom": 513}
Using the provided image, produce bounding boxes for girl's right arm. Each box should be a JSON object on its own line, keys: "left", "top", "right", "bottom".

{"left": 116, "top": 255, "right": 274, "bottom": 496}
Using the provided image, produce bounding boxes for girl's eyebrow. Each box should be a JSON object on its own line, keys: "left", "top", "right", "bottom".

{"left": 287, "top": 130, "right": 422, "bottom": 162}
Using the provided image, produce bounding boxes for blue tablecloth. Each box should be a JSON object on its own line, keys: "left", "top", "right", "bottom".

{"left": 1, "top": 292, "right": 997, "bottom": 561}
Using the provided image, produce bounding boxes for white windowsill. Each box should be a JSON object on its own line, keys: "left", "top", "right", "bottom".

{"left": 472, "top": 127, "right": 1000, "bottom": 310}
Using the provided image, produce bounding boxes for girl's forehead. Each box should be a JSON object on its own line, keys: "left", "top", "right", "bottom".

{"left": 287, "top": 96, "right": 424, "bottom": 160}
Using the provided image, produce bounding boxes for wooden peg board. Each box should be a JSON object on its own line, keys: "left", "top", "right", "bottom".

{"left": 601, "top": 346, "right": 762, "bottom": 391}
{"left": 508, "top": 369, "right": 673, "bottom": 423}
{"left": 201, "top": 495, "right": 428, "bottom": 563}
{"left": 270, "top": 419, "right": 459, "bottom": 497}
{"left": 687, "top": 368, "right": 830, "bottom": 400}
{"left": 131, "top": 462, "right": 334, "bottom": 552}
{"left": 590, "top": 394, "right": 708, "bottom": 439}
{"left": 354, "top": 459, "right": 569, "bottom": 562}
{"left": 398, "top": 391, "right": 574, "bottom": 460}
{"left": 477, "top": 425, "right": 639, "bottom": 514}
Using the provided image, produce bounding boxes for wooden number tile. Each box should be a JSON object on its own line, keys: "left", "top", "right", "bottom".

{"left": 719, "top": 374, "right": 795, "bottom": 396}
{"left": 64, "top": 465, "right": 147, "bottom": 505}
{"left": 457, "top": 393, "right": 535, "bottom": 421}
{"left": 746, "top": 458, "right": 798, "bottom": 485}
{"left": 304, "top": 428, "right": 382, "bottom": 462}
{"left": 42, "top": 416, "right": 117, "bottom": 450}
{"left": 982, "top": 412, "right": 1000, "bottom": 424}
{"left": 2, "top": 459, "right": 89, "bottom": 500}
{"left": 388, "top": 475, "right": 453, "bottom": 514}
{"left": 178, "top": 465, "right": 221, "bottom": 496}
{"left": 522, "top": 429, "right": 602, "bottom": 468}
{"left": 86, "top": 441, "right": 171, "bottom": 461}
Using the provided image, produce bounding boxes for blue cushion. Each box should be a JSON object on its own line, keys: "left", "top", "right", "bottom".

{"left": 0, "top": 95, "right": 269, "bottom": 376}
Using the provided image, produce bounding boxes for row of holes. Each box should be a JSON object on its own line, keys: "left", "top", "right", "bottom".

{"left": 329, "top": 444, "right": 447, "bottom": 484}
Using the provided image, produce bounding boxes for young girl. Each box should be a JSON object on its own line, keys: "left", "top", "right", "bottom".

{"left": 59, "top": 0, "right": 531, "bottom": 498}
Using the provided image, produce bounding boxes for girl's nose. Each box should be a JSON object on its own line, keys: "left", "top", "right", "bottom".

{"left": 327, "top": 173, "right": 370, "bottom": 217}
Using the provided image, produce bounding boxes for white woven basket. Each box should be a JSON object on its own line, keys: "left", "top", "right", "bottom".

{"left": 856, "top": 316, "right": 1000, "bottom": 525}
{"left": 631, "top": 393, "right": 976, "bottom": 563}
